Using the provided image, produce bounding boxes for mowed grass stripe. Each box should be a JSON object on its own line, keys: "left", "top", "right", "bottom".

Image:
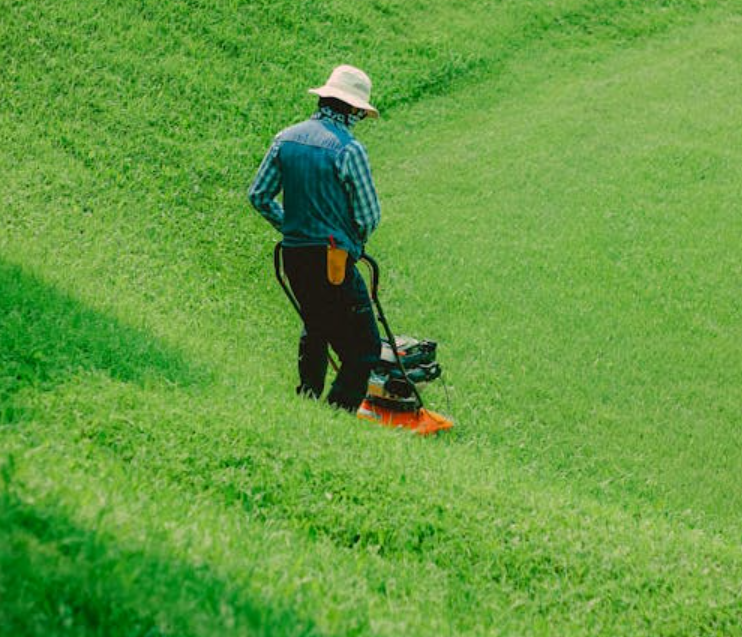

{"left": 371, "top": 14, "right": 742, "bottom": 532}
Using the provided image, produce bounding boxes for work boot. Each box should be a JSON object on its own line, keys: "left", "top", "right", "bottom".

{"left": 326, "top": 366, "right": 371, "bottom": 414}
{"left": 327, "top": 394, "right": 360, "bottom": 414}
{"left": 296, "top": 383, "right": 321, "bottom": 400}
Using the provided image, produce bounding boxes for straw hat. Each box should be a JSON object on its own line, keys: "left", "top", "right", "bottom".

{"left": 309, "top": 65, "right": 379, "bottom": 118}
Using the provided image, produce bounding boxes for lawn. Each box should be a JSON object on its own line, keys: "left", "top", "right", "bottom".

{"left": 2, "top": 0, "right": 741, "bottom": 635}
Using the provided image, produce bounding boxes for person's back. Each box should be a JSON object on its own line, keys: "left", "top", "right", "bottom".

{"left": 278, "top": 116, "right": 360, "bottom": 258}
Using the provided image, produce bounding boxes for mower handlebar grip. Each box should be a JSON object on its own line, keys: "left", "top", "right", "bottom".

{"left": 273, "top": 241, "right": 283, "bottom": 280}
{"left": 359, "top": 253, "right": 380, "bottom": 300}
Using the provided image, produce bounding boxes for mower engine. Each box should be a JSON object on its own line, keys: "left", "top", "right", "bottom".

{"left": 366, "top": 336, "right": 442, "bottom": 412}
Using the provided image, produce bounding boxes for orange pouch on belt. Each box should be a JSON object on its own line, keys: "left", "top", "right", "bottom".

{"left": 327, "top": 245, "right": 348, "bottom": 285}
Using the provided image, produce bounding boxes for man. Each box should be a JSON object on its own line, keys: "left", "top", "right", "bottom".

{"left": 248, "top": 65, "right": 382, "bottom": 413}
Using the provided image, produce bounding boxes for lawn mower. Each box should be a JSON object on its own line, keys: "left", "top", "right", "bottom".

{"left": 273, "top": 243, "right": 453, "bottom": 435}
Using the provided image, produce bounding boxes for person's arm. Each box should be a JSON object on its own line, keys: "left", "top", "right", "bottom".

{"left": 248, "top": 138, "right": 284, "bottom": 231}
{"left": 342, "top": 140, "right": 381, "bottom": 244}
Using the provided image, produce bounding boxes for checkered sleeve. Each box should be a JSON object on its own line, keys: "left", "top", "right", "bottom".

{"left": 248, "top": 138, "right": 284, "bottom": 231}
{"left": 342, "top": 140, "right": 381, "bottom": 244}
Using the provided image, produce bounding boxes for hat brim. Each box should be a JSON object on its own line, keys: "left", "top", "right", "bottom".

{"left": 308, "top": 87, "right": 379, "bottom": 118}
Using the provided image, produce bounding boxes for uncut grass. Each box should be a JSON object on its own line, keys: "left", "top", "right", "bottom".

{"left": 3, "top": 375, "right": 742, "bottom": 636}
{"left": 0, "top": 488, "right": 314, "bottom": 637}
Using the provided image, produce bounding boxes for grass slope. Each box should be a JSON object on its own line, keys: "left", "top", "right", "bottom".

{"left": 2, "top": 0, "right": 742, "bottom": 635}
{"left": 373, "top": 12, "right": 742, "bottom": 530}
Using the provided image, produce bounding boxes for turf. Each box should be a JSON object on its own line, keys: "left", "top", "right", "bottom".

{"left": 2, "top": 0, "right": 742, "bottom": 635}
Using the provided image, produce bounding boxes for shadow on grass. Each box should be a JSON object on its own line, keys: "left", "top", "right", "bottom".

{"left": 0, "top": 479, "right": 321, "bottom": 637}
{"left": 0, "top": 259, "right": 207, "bottom": 423}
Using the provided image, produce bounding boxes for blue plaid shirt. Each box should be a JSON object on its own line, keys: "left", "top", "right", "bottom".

{"left": 248, "top": 107, "right": 381, "bottom": 257}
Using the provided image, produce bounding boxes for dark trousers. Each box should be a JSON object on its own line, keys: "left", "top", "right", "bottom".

{"left": 282, "top": 246, "right": 381, "bottom": 412}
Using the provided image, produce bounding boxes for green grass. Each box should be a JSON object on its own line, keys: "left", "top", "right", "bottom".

{"left": 376, "top": 14, "right": 742, "bottom": 530}
{"left": 2, "top": 0, "right": 742, "bottom": 635}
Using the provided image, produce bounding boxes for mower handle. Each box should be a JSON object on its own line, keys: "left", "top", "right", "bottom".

{"left": 358, "top": 252, "right": 425, "bottom": 411}
{"left": 358, "top": 252, "right": 380, "bottom": 301}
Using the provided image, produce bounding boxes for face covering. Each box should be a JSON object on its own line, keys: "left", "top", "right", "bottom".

{"left": 317, "top": 105, "right": 367, "bottom": 128}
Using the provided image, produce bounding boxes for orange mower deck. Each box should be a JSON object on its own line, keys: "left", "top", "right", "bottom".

{"left": 357, "top": 399, "right": 454, "bottom": 435}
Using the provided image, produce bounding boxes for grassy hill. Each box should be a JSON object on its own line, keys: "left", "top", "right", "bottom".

{"left": 2, "top": 0, "right": 742, "bottom": 635}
